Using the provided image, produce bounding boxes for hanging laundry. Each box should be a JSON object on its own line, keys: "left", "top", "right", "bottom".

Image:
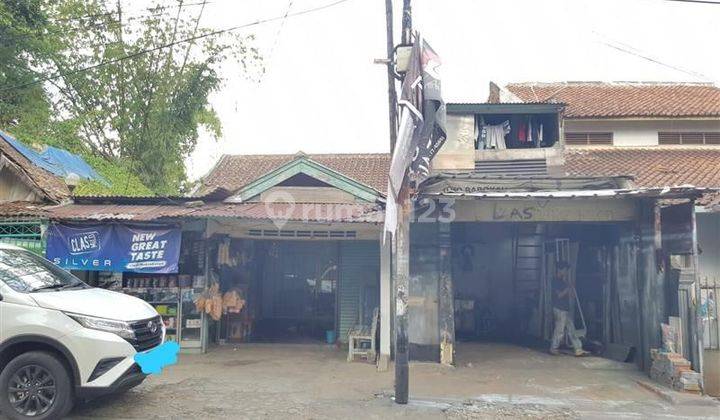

{"left": 475, "top": 116, "right": 485, "bottom": 149}
{"left": 527, "top": 117, "right": 534, "bottom": 145}
{"left": 517, "top": 121, "right": 527, "bottom": 142}
{"left": 537, "top": 123, "right": 544, "bottom": 148}
{"left": 480, "top": 121, "right": 511, "bottom": 150}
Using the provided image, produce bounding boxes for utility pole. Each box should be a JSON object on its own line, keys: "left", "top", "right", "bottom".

{"left": 384, "top": 0, "right": 398, "bottom": 151}
{"left": 401, "top": 0, "right": 412, "bottom": 45}
{"left": 394, "top": 0, "right": 413, "bottom": 406}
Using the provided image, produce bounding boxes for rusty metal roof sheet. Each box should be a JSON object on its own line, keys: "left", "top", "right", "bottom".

{"left": 0, "top": 202, "right": 50, "bottom": 218}
{"left": 44, "top": 202, "right": 384, "bottom": 224}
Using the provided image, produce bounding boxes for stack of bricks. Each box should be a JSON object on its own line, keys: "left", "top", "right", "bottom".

{"left": 650, "top": 349, "right": 701, "bottom": 393}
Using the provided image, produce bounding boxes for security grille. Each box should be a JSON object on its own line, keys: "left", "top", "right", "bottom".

{"left": 700, "top": 277, "right": 719, "bottom": 350}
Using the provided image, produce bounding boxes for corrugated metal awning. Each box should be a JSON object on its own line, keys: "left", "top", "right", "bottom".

{"left": 43, "top": 202, "right": 384, "bottom": 224}
{"left": 419, "top": 174, "right": 710, "bottom": 200}
{"left": 421, "top": 185, "right": 709, "bottom": 200}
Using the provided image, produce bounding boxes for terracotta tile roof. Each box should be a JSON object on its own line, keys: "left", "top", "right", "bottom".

{"left": 504, "top": 82, "right": 720, "bottom": 119}
{"left": 197, "top": 152, "right": 391, "bottom": 196}
{"left": 0, "top": 133, "right": 70, "bottom": 202}
{"left": 564, "top": 147, "right": 720, "bottom": 207}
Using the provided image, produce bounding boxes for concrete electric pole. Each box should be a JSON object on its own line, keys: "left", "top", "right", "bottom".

{"left": 393, "top": 0, "right": 413, "bottom": 406}
{"left": 384, "top": 0, "right": 398, "bottom": 151}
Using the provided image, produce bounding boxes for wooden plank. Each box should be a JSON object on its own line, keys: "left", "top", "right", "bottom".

{"left": 638, "top": 200, "right": 664, "bottom": 372}
{"left": 394, "top": 191, "right": 411, "bottom": 405}
{"left": 438, "top": 221, "right": 454, "bottom": 365}
{"left": 690, "top": 204, "right": 704, "bottom": 378}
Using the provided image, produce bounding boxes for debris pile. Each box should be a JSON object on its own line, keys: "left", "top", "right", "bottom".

{"left": 444, "top": 400, "right": 578, "bottom": 419}
{"left": 650, "top": 349, "right": 701, "bottom": 393}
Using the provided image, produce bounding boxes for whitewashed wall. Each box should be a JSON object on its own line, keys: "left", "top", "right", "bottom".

{"left": 565, "top": 119, "right": 720, "bottom": 147}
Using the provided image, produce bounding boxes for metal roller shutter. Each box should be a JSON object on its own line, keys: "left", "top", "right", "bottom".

{"left": 338, "top": 241, "right": 380, "bottom": 343}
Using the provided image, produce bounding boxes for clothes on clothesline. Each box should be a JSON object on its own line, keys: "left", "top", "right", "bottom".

{"left": 475, "top": 116, "right": 549, "bottom": 149}
{"left": 479, "top": 120, "right": 511, "bottom": 150}
{"left": 516, "top": 116, "right": 544, "bottom": 148}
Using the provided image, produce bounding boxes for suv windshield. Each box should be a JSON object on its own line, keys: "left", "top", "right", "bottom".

{"left": 0, "top": 249, "right": 88, "bottom": 293}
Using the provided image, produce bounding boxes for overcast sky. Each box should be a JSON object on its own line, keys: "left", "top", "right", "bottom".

{"left": 164, "top": 0, "right": 720, "bottom": 180}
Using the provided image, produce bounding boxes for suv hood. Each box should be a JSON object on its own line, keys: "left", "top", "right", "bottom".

{"left": 31, "top": 288, "right": 158, "bottom": 321}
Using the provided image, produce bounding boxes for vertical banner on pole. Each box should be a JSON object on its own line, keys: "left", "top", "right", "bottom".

{"left": 386, "top": 32, "right": 446, "bottom": 405}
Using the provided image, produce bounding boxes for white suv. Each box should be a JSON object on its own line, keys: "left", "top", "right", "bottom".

{"left": 0, "top": 243, "right": 163, "bottom": 419}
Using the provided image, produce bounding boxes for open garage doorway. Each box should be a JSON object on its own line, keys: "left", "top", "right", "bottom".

{"left": 209, "top": 237, "right": 380, "bottom": 346}
{"left": 451, "top": 222, "right": 638, "bottom": 361}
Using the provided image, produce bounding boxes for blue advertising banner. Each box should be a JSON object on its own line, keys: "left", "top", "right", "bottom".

{"left": 46, "top": 223, "right": 181, "bottom": 273}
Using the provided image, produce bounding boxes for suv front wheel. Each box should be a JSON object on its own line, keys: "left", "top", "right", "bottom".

{"left": 0, "top": 351, "right": 74, "bottom": 420}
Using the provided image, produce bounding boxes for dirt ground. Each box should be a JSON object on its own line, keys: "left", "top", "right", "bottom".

{"left": 54, "top": 343, "right": 719, "bottom": 419}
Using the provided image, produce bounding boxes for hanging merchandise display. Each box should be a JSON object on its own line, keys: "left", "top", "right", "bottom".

{"left": 222, "top": 289, "right": 247, "bottom": 314}
{"left": 116, "top": 231, "right": 209, "bottom": 351}
{"left": 214, "top": 238, "right": 255, "bottom": 343}
{"left": 195, "top": 283, "right": 224, "bottom": 321}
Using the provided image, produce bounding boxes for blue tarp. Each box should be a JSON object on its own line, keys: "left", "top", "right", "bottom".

{"left": 0, "top": 130, "right": 105, "bottom": 183}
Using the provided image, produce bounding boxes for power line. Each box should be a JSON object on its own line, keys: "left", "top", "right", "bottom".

{"left": 592, "top": 31, "right": 714, "bottom": 82}
{"left": 259, "top": 0, "right": 295, "bottom": 84}
{"left": 0, "top": 0, "right": 354, "bottom": 93}
{"left": 3, "top": 18, "right": 122, "bottom": 44}
{"left": 660, "top": 0, "right": 720, "bottom": 5}
{"left": 4, "top": 1, "right": 214, "bottom": 45}
{"left": 48, "top": 1, "right": 213, "bottom": 24}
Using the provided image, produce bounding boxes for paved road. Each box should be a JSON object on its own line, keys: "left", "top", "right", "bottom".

{"left": 2, "top": 343, "right": 718, "bottom": 419}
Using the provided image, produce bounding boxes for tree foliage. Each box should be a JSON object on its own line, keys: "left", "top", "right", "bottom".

{"left": 1, "top": 0, "right": 261, "bottom": 195}
{"left": 73, "top": 155, "right": 154, "bottom": 197}
{"left": 0, "top": 0, "right": 51, "bottom": 137}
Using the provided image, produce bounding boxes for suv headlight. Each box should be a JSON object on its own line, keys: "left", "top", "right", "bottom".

{"left": 65, "top": 313, "right": 135, "bottom": 340}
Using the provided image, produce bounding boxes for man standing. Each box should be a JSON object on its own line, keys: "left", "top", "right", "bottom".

{"left": 550, "top": 262, "right": 587, "bottom": 356}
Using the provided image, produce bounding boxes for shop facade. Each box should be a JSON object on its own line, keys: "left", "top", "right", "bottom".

{"left": 41, "top": 209, "right": 388, "bottom": 354}
{"left": 43, "top": 217, "right": 212, "bottom": 352}
{"left": 42, "top": 152, "right": 391, "bottom": 356}
{"left": 404, "top": 174, "right": 706, "bottom": 376}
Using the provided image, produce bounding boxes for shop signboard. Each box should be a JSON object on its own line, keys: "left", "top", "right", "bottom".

{"left": 46, "top": 222, "right": 181, "bottom": 273}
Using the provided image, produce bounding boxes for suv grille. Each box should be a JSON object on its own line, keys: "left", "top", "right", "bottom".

{"left": 127, "top": 316, "right": 163, "bottom": 352}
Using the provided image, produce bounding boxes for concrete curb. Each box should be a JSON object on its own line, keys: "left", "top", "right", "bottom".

{"left": 636, "top": 380, "right": 719, "bottom": 407}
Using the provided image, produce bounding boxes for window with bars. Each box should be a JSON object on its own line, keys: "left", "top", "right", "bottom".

{"left": 658, "top": 132, "right": 720, "bottom": 145}
{"left": 564, "top": 132, "right": 613, "bottom": 145}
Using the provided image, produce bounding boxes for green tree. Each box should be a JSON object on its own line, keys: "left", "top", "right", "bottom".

{"left": 0, "top": 0, "right": 52, "bottom": 139}
{"left": 30, "top": 0, "right": 260, "bottom": 195}
{"left": 0, "top": 0, "right": 260, "bottom": 195}
{"left": 0, "top": 1, "right": 151, "bottom": 197}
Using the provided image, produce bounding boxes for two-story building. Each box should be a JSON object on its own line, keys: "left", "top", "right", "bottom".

{"left": 496, "top": 81, "right": 720, "bottom": 283}
{"left": 490, "top": 81, "right": 720, "bottom": 392}
{"left": 409, "top": 92, "right": 708, "bottom": 379}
